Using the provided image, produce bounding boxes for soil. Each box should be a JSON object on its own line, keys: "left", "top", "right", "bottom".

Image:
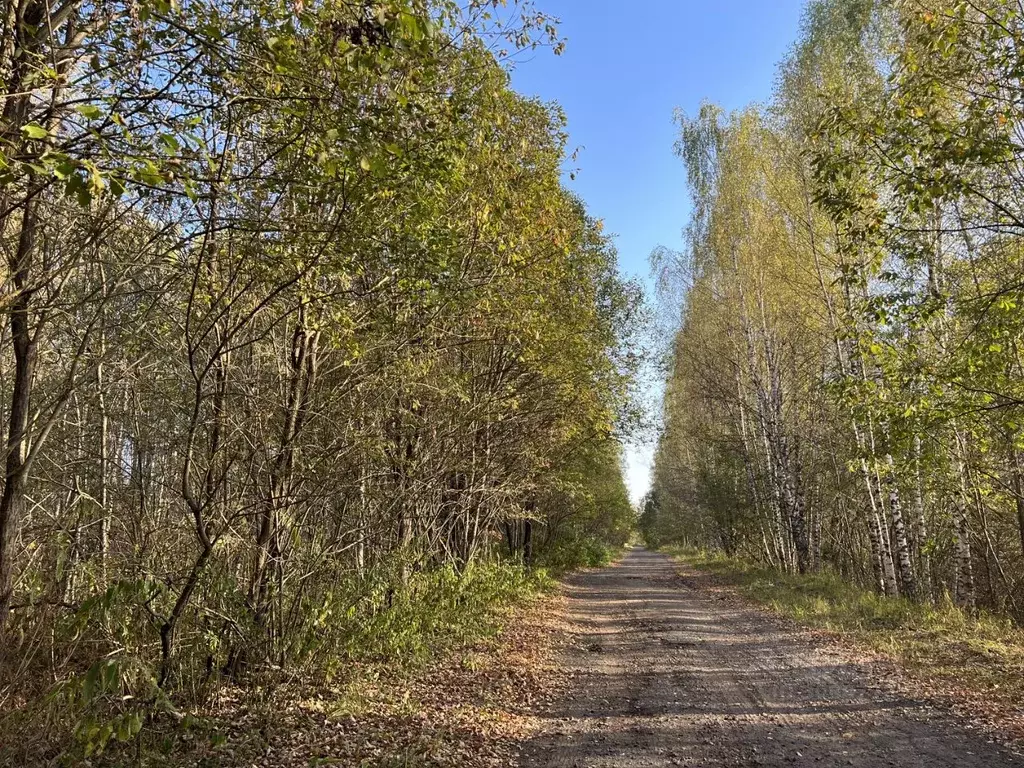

{"left": 518, "top": 547, "right": 1023, "bottom": 768}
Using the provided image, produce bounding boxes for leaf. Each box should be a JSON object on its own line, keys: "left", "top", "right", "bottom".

{"left": 83, "top": 662, "right": 100, "bottom": 701}
{"left": 75, "top": 104, "right": 104, "bottom": 120}
{"left": 103, "top": 660, "right": 119, "bottom": 691}
{"left": 158, "top": 133, "right": 180, "bottom": 153}
{"left": 20, "top": 123, "right": 48, "bottom": 140}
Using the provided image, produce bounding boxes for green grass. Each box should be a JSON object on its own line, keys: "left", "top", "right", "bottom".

{"left": 664, "top": 546, "right": 1024, "bottom": 719}
{"left": 322, "top": 560, "right": 557, "bottom": 677}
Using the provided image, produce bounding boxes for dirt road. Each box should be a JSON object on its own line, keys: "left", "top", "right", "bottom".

{"left": 519, "top": 548, "right": 1022, "bottom": 767}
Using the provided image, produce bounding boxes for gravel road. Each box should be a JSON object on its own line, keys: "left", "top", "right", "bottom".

{"left": 519, "top": 547, "right": 1022, "bottom": 767}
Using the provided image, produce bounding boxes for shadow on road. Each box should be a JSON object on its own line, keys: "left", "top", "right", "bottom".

{"left": 518, "top": 548, "right": 1019, "bottom": 768}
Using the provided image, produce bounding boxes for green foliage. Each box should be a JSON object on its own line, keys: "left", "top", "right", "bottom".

{"left": 309, "top": 560, "right": 554, "bottom": 672}
{"left": 0, "top": 0, "right": 640, "bottom": 761}
{"left": 533, "top": 438, "right": 636, "bottom": 572}
{"left": 652, "top": 0, "right": 1024, "bottom": 617}
{"left": 539, "top": 534, "right": 618, "bottom": 571}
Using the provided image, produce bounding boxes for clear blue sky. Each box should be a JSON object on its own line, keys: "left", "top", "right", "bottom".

{"left": 508, "top": 0, "right": 808, "bottom": 504}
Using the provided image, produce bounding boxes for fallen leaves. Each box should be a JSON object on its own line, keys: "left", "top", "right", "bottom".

{"left": 143, "top": 592, "right": 570, "bottom": 767}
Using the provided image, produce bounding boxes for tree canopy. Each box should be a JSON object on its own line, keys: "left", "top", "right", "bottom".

{"left": 648, "top": 0, "right": 1024, "bottom": 615}
{"left": 0, "top": 0, "right": 640, "bottom": 760}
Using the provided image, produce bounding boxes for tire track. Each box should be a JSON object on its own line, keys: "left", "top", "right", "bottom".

{"left": 519, "top": 547, "right": 1021, "bottom": 768}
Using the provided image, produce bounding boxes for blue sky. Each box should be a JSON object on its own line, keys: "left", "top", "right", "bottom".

{"left": 508, "top": 0, "right": 808, "bottom": 504}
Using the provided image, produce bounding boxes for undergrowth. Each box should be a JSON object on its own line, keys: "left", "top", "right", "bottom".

{"left": 328, "top": 560, "right": 556, "bottom": 674}
{"left": 536, "top": 534, "right": 619, "bottom": 572}
{"left": 1, "top": 559, "right": 558, "bottom": 766}
{"left": 664, "top": 546, "right": 1024, "bottom": 722}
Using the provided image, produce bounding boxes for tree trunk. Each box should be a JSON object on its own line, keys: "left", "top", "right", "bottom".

{"left": 523, "top": 518, "right": 533, "bottom": 568}
{"left": 1010, "top": 445, "right": 1024, "bottom": 562}
{"left": 884, "top": 455, "right": 916, "bottom": 599}
{"left": 786, "top": 438, "right": 810, "bottom": 574}
{"left": 0, "top": 201, "right": 39, "bottom": 634}
{"left": 96, "top": 268, "right": 110, "bottom": 585}
{"left": 912, "top": 436, "right": 933, "bottom": 602}
{"left": 952, "top": 432, "right": 975, "bottom": 611}
{"left": 952, "top": 495, "right": 975, "bottom": 610}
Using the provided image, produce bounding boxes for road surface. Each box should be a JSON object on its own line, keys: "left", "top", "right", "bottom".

{"left": 519, "top": 548, "right": 1021, "bottom": 767}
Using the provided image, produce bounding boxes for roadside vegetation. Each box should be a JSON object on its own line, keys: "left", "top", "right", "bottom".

{"left": 646, "top": 0, "right": 1024, "bottom": 652}
{"left": 0, "top": 0, "right": 639, "bottom": 763}
{"left": 645, "top": 1, "right": 1024, "bottom": 740}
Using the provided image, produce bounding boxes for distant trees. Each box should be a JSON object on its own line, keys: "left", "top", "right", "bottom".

{"left": 0, "top": 0, "right": 638, "bottom": 759}
{"left": 649, "top": 0, "right": 1024, "bottom": 616}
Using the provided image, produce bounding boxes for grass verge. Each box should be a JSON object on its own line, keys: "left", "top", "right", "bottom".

{"left": 664, "top": 546, "right": 1024, "bottom": 738}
